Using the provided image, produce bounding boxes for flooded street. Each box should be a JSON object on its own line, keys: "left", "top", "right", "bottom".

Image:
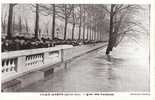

{"left": 19, "top": 37, "right": 149, "bottom": 92}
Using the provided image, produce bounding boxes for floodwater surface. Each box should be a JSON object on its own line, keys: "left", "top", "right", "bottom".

{"left": 19, "top": 37, "right": 149, "bottom": 92}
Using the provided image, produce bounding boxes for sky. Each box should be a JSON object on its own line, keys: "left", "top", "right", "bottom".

{"left": 1, "top": 4, "right": 150, "bottom": 40}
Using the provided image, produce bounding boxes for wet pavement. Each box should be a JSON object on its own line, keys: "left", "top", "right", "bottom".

{"left": 19, "top": 37, "right": 149, "bottom": 92}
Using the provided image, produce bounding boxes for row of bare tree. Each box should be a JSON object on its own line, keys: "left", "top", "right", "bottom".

{"left": 4, "top": 4, "right": 107, "bottom": 40}
{"left": 2, "top": 4, "right": 144, "bottom": 54}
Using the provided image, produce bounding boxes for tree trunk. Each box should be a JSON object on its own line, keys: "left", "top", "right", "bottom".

{"left": 94, "top": 31, "right": 96, "bottom": 41}
{"left": 97, "top": 28, "right": 100, "bottom": 41}
{"left": 106, "top": 4, "right": 115, "bottom": 55}
{"left": 83, "top": 25, "right": 85, "bottom": 40}
{"left": 91, "top": 29, "right": 93, "bottom": 40}
{"left": 96, "top": 27, "right": 98, "bottom": 41}
{"left": 91, "top": 30, "right": 93, "bottom": 40}
{"left": 101, "top": 32, "right": 103, "bottom": 41}
{"left": 64, "top": 16, "right": 68, "bottom": 40}
{"left": 92, "top": 30, "right": 94, "bottom": 41}
{"left": 78, "top": 21, "right": 82, "bottom": 40}
{"left": 83, "top": 10, "right": 86, "bottom": 40}
{"left": 98, "top": 32, "right": 100, "bottom": 41}
{"left": 25, "top": 18, "right": 29, "bottom": 32}
{"left": 87, "top": 26, "right": 89, "bottom": 40}
{"left": 97, "top": 31, "right": 100, "bottom": 41}
{"left": 94, "top": 31, "right": 95, "bottom": 41}
{"left": 52, "top": 4, "right": 55, "bottom": 40}
{"left": 72, "top": 23, "right": 75, "bottom": 40}
{"left": 78, "top": 22, "right": 81, "bottom": 40}
{"left": 78, "top": 5, "right": 82, "bottom": 40}
{"left": 12, "top": 15, "right": 15, "bottom": 34}
{"left": 19, "top": 16, "right": 22, "bottom": 33}
{"left": 34, "top": 4, "right": 39, "bottom": 39}
{"left": 89, "top": 28, "right": 92, "bottom": 40}
{"left": 72, "top": 6, "right": 75, "bottom": 40}
{"left": 94, "top": 22, "right": 96, "bottom": 41}
{"left": 100, "top": 31, "right": 102, "bottom": 41}
{"left": 64, "top": 5, "right": 68, "bottom": 40}
{"left": 7, "top": 4, "right": 14, "bottom": 39}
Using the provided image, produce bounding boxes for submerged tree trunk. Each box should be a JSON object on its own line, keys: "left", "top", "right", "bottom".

{"left": 106, "top": 4, "right": 115, "bottom": 55}
{"left": 52, "top": 4, "right": 56, "bottom": 40}
{"left": 34, "top": 4, "right": 39, "bottom": 39}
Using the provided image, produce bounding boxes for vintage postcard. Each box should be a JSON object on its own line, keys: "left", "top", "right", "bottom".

{"left": 0, "top": 0, "right": 154, "bottom": 100}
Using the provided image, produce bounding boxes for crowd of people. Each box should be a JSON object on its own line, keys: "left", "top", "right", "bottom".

{"left": 2, "top": 36, "right": 104, "bottom": 52}
{"left": 2, "top": 36, "right": 55, "bottom": 52}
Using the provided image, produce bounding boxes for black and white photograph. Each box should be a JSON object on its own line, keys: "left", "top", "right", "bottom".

{"left": 1, "top": 2, "right": 151, "bottom": 94}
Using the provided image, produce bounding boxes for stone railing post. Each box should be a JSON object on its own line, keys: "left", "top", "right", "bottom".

{"left": 60, "top": 49, "right": 64, "bottom": 62}
{"left": 44, "top": 52, "right": 50, "bottom": 64}
{"left": 16, "top": 56, "right": 26, "bottom": 73}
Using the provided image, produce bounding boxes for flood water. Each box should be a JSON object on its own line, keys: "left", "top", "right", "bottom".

{"left": 19, "top": 37, "right": 150, "bottom": 92}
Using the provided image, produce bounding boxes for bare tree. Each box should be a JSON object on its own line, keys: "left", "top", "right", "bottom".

{"left": 24, "top": 17, "right": 29, "bottom": 32}
{"left": 78, "top": 5, "right": 82, "bottom": 40}
{"left": 7, "top": 4, "right": 16, "bottom": 39}
{"left": 34, "top": 4, "right": 39, "bottom": 39}
{"left": 51, "top": 4, "right": 56, "bottom": 39}
{"left": 82, "top": 5, "right": 86, "bottom": 40}
{"left": 68, "top": 5, "right": 78, "bottom": 40}
{"left": 84, "top": 4, "right": 106, "bottom": 41}
{"left": 43, "top": 20, "right": 50, "bottom": 36}
{"left": 37, "top": 4, "right": 57, "bottom": 39}
{"left": 71, "top": 5, "right": 76, "bottom": 40}
{"left": 102, "top": 4, "right": 143, "bottom": 55}
{"left": 55, "top": 4, "right": 73, "bottom": 40}
{"left": 18, "top": 15, "right": 22, "bottom": 33}
{"left": 105, "top": 4, "right": 115, "bottom": 54}
{"left": 1, "top": 8, "right": 8, "bottom": 34}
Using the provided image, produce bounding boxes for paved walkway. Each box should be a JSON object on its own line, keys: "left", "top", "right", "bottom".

{"left": 19, "top": 37, "right": 149, "bottom": 92}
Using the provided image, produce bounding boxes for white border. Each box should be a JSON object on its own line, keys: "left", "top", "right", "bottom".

{"left": 0, "top": 0, "right": 154, "bottom": 100}
{"left": 0, "top": 0, "right": 151, "bottom": 4}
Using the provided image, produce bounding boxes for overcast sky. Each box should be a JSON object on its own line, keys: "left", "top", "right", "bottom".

{"left": 1, "top": 4, "right": 150, "bottom": 39}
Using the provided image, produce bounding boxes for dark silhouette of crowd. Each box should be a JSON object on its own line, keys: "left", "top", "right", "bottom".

{"left": 2, "top": 36, "right": 104, "bottom": 52}
{"left": 2, "top": 36, "right": 55, "bottom": 52}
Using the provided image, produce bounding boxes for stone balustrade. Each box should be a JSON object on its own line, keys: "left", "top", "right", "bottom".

{"left": 1, "top": 45, "right": 73, "bottom": 83}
